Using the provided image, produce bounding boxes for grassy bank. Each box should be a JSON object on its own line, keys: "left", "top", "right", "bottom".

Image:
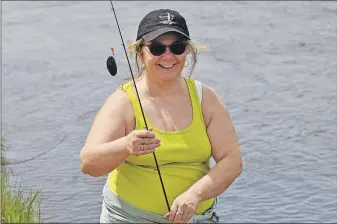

{"left": 1, "top": 138, "right": 42, "bottom": 223}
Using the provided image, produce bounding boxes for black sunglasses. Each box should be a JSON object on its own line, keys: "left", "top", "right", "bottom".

{"left": 144, "top": 41, "right": 188, "bottom": 56}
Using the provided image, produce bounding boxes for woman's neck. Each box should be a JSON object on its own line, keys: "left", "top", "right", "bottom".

{"left": 141, "top": 73, "right": 186, "bottom": 98}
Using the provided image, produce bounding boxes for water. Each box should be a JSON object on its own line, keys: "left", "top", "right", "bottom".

{"left": 2, "top": 1, "right": 337, "bottom": 223}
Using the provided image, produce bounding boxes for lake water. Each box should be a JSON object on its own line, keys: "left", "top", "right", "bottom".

{"left": 2, "top": 1, "right": 337, "bottom": 223}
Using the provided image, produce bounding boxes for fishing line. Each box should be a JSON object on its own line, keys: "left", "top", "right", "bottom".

{"left": 108, "top": 0, "right": 171, "bottom": 213}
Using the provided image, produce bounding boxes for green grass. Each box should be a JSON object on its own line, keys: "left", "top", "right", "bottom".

{"left": 1, "top": 139, "right": 7, "bottom": 166}
{"left": 1, "top": 138, "right": 42, "bottom": 223}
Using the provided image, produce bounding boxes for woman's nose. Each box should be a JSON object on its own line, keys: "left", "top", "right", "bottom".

{"left": 162, "top": 47, "right": 174, "bottom": 57}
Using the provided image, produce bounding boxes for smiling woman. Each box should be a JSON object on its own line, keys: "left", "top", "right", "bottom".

{"left": 80, "top": 7, "right": 243, "bottom": 224}
{"left": 127, "top": 31, "right": 206, "bottom": 79}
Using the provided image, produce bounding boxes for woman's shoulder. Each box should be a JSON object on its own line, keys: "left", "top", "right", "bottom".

{"left": 187, "top": 78, "right": 221, "bottom": 104}
{"left": 186, "top": 78, "right": 214, "bottom": 91}
{"left": 103, "top": 82, "right": 134, "bottom": 113}
{"left": 115, "top": 80, "right": 134, "bottom": 92}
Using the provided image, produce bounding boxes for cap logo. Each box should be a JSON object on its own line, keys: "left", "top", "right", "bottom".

{"left": 159, "top": 12, "right": 176, "bottom": 25}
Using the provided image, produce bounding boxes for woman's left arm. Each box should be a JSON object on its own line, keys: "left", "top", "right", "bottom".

{"left": 187, "top": 85, "right": 243, "bottom": 200}
{"left": 165, "top": 85, "right": 243, "bottom": 223}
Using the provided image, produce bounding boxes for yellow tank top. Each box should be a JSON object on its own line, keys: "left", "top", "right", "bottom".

{"left": 107, "top": 78, "right": 215, "bottom": 215}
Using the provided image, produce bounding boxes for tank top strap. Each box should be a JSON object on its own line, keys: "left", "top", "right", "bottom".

{"left": 117, "top": 82, "right": 147, "bottom": 130}
{"left": 184, "top": 78, "right": 207, "bottom": 131}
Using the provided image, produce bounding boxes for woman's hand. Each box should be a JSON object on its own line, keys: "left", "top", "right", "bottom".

{"left": 164, "top": 190, "right": 201, "bottom": 223}
{"left": 125, "top": 128, "right": 160, "bottom": 156}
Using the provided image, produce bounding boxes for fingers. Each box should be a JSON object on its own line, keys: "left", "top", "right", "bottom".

{"left": 142, "top": 137, "right": 161, "bottom": 145}
{"left": 133, "top": 149, "right": 155, "bottom": 156}
{"left": 164, "top": 212, "right": 170, "bottom": 220}
{"left": 126, "top": 128, "right": 161, "bottom": 156}
{"left": 174, "top": 212, "right": 184, "bottom": 223}
{"left": 169, "top": 202, "right": 194, "bottom": 224}
{"left": 173, "top": 205, "right": 189, "bottom": 223}
{"left": 181, "top": 208, "right": 193, "bottom": 224}
{"left": 179, "top": 209, "right": 189, "bottom": 223}
{"left": 133, "top": 143, "right": 160, "bottom": 156}
{"left": 132, "top": 136, "right": 160, "bottom": 148}
{"left": 169, "top": 203, "right": 178, "bottom": 222}
{"left": 164, "top": 192, "right": 199, "bottom": 223}
{"left": 173, "top": 211, "right": 191, "bottom": 223}
{"left": 134, "top": 129, "right": 155, "bottom": 138}
{"left": 131, "top": 138, "right": 160, "bottom": 147}
{"left": 140, "top": 143, "right": 161, "bottom": 151}
{"left": 185, "top": 213, "right": 194, "bottom": 223}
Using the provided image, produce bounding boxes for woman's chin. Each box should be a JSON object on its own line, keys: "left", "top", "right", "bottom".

{"left": 155, "top": 66, "right": 182, "bottom": 80}
{"left": 157, "top": 72, "right": 180, "bottom": 81}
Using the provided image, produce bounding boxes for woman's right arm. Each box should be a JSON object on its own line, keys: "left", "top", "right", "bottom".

{"left": 79, "top": 89, "right": 133, "bottom": 177}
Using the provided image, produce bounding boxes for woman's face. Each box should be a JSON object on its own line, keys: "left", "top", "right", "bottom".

{"left": 140, "top": 33, "right": 188, "bottom": 81}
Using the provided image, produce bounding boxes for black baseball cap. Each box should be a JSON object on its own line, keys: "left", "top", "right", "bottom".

{"left": 136, "top": 9, "right": 190, "bottom": 41}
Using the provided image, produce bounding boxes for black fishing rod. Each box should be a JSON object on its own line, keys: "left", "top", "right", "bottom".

{"left": 107, "top": 0, "right": 171, "bottom": 213}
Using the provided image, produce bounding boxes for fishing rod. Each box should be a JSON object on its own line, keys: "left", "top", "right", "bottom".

{"left": 107, "top": 0, "right": 171, "bottom": 213}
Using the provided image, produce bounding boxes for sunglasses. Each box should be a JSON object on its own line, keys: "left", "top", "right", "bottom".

{"left": 144, "top": 41, "right": 188, "bottom": 56}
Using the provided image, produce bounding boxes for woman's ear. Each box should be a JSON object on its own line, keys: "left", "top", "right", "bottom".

{"left": 136, "top": 46, "right": 144, "bottom": 58}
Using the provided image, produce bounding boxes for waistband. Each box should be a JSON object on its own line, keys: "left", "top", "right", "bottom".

{"left": 100, "top": 183, "right": 219, "bottom": 223}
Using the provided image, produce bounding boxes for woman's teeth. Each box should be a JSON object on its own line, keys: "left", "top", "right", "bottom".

{"left": 159, "top": 64, "right": 174, "bottom": 69}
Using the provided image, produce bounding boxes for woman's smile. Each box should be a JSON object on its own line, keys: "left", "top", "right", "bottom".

{"left": 158, "top": 63, "right": 175, "bottom": 69}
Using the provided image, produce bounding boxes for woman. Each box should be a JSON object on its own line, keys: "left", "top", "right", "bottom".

{"left": 80, "top": 8, "right": 243, "bottom": 223}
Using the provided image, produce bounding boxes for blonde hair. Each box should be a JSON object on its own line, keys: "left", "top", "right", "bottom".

{"left": 126, "top": 38, "right": 207, "bottom": 78}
